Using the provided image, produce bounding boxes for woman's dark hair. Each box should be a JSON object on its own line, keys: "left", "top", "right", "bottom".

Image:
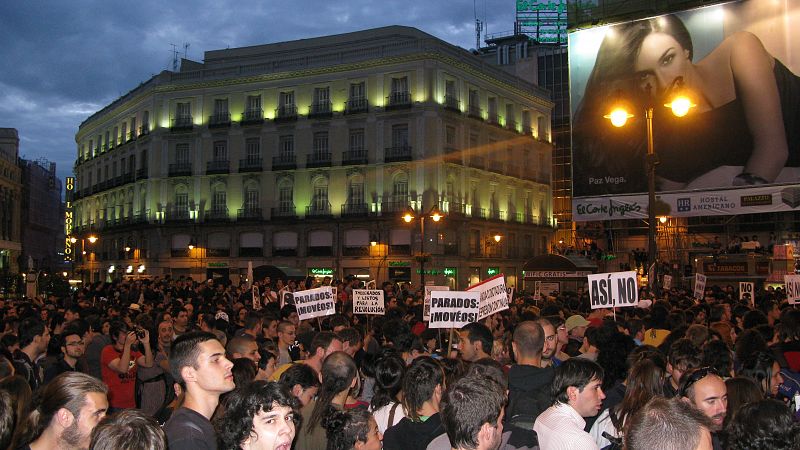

{"left": 614, "top": 359, "right": 664, "bottom": 429}
{"left": 724, "top": 377, "right": 762, "bottom": 428}
{"left": 777, "top": 309, "right": 800, "bottom": 341}
{"left": 216, "top": 381, "right": 298, "bottom": 450}
{"left": 0, "top": 375, "right": 32, "bottom": 449}
{"left": 595, "top": 328, "right": 636, "bottom": 391}
{"left": 701, "top": 339, "right": 733, "bottom": 377}
{"left": 742, "top": 310, "right": 769, "bottom": 330}
{"left": 725, "top": 399, "right": 800, "bottom": 450}
{"left": 439, "top": 358, "right": 467, "bottom": 389}
{"left": 370, "top": 354, "right": 406, "bottom": 411}
{"left": 278, "top": 363, "right": 320, "bottom": 391}
{"left": 402, "top": 357, "right": 444, "bottom": 422}
{"left": 109, "top": 320, "right": 130, "bottom": 344}
{"left": 230, "top": 358, "right": 257, "bottom": 388}
{"left": 321, "top": 406, "right": 373, "bottom": 450}
{"left": 306, "top": 352, "right": 357, "bottom": 435}
{"left": 734, "top": 329, "right": 768, "bottom": 365}
{"left": 738, "top": 351, "right": 779, "bottom": 397}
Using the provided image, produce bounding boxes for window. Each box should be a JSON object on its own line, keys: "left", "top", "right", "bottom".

{"left": 214, "top": 99, "right": 228, "bottom": 115}
{"left": 537, "top": 116, "right": 547, "bottom": 139}
{"left": 245, "top": 188, "right": 259, "bottom": 211}
{"left": 488, "top": 97, "right": 498, "bottom": 120}
{"left": 176, "top": 144, "right": 190, "bottom": 164}
{"left": 506, "top": 104, "right": 515, "bottom": 123}
{"left": 392, "top": 174, "right": 408, "bottom": 199}
{"left": 349, "top": 82, "right": 365, "bottom": 100}
{"left": 312, "top": 179, "right": 329, "bottom": 212}
{"left": 213, "top": 141, "right": 227, "bottom": 161}
{"left": 278, "top": 183, "right": 293, "bottom": 211}
{"left": 112, "top": 162, "right": 117, "bottom": 178}
{"left": 247, "top": 95, "right": 261, "bottom": 112}
{"left": 141, "top": 111, "right": 149, "bottom": 129}
{"left": 349, "top": 129, "right": 365, "bottom": 152}
{"left": 279, "top": 136, "right": 294, "bottom": 158}
{"left": 176, "top": 102, "right": 191, "bottom": 120}
{"left": 348, "top": 180, "right": 364, "bottom": 205}
{"left": 469, "top": 89, "right": 480, "bottom": 108}
{"left": 446, "top": 180, "right": 455, "bottom": 203}
{"left": 175, "top": 191, "right": 188, "bottom": 210}
{"left": 313, "top": 132, "right": 329, "bottom": 157}
{"left": 391, "top": 76, "right": 408, "bottom": 94}
{"left": 112, "top": 127, "right": 118, "bottom": 146}
{"left": 128, "top": 155, "right": 135, "bottom": 173}
{"left": 245, "top": 138, "right": 260, "bottom": 161}
{"left": 445, "top": 126, "right": 456, "bottom": 146}
{"left": 279, "top": 91, "right": 294, "bottom": 106}
{"left": 391, "top": 124, "right": 409, "bottom": 148}
{"left": 121, "top": 123, "right": 127, "bottom": 141}
{"left": 314, "top": 87, "right": 329, "bottom": 104}
{"left": 445, "top": 79, "right": 456, "bottom": 99}
{"left": 212, "top": 189, "right": 226, "bottom": 212}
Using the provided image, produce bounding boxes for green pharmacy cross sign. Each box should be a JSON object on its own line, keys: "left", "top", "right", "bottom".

{"left": 487, "top": 267, "right": 500, "bottom": 276}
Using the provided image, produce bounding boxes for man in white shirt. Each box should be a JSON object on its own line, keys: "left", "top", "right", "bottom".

{"left": 534, "top": 358, "right": 606, "bottom": 450}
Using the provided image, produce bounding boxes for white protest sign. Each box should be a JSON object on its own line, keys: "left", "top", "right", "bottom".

{"left": 252, "top": 286, "right": 261, "bottom": 310}
{"left": 739, "top": 282, "right": 754, "bottom": 304}
{"left": 467, "top": 274, "right": 509, "bottom": 320}
{"left": 428, "top": 290, "right": 480, "bottom": 329}
{"left": 785, "top": 275, "right": 800, "bottom": 305}
{"left": 694, "top": 274, "right": 707, "bottom": 300}
{"left": 535, "top": 281, "right": 561, "bottom": 300}
{"left": 663, "top": 275, "right": 672, "bottom": 290}
{"left": 424, "top": 285, "right": 450, "bottom": 321}
{"left": 587, "top": 271, "right": 639, "bottom": 309}
{"left": 293, "top": 286, "right": 336, "bottom": 321}
{"left": 507, "top": 287, "right": 515, "bottom": 305}
{"left": 352, "top": 289, "right": 385, "bottom": 315}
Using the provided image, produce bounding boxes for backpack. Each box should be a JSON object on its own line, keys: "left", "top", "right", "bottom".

{"left": 507, "top": 385, "right": 553, "bottom": 430}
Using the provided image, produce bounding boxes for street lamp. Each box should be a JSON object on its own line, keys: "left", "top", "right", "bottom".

{"left": 605, "top": 77, "right": 695, "bottom": 292}
{"left": 403, "top": 206, "right": 444, "bottom": 288}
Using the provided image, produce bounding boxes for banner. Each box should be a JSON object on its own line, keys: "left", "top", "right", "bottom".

{"left": 663, "top": 275, "right": 673, "bottom": 290}
{"left": 587, "top": 271, "right": 639, "bottom": 309}
{"left": 569, "top": 2, "right": 800, "bottom": 221}
{"left": 467, "top": 274, "right": 510, "bottom": 320}
{"left": 352, "top": 289, "right": 385, "bottom": 315}
{"left": 424, "top": 285, "right": 450, "bottom": 321}
{"left": 786, "top": 275, "right": 800, "bottom": 305}
{"left": 694, "top": 274, "right": 707, "bottom": 300}
{"left": 293, "top": 287, "right": 336, "bottom": 321}
{"left": 280, "top": 289, "right": 293, "bottom": 308}
{"left": 428, "top": 291, "right": 480, "bottom": 329}
{"left": 739, "top": 282, "right": 754, "bottom": 304}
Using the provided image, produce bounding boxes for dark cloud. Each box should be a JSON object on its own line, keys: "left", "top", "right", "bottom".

{"left": 0, "top": 0, "right": 515, "bottom": 183}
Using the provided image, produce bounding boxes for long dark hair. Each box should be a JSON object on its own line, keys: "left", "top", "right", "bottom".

{"left": 370, "top": 354, "right": 406, "bottom": 411}
{"left": 321, "top": 406, "right": 372, "bottom": 450}
{"left": 306, "top": 352, "right": 357, "bottom": 435}
{"left": 615, "top": 359, "right": 665, "bottom": 431}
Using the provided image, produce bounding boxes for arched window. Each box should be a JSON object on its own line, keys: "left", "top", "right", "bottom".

{"left": 310, "top": 177, "right": 329, "bottom": 214}
{"left": 277, "top": 178, "right": 293, "bottom": 215}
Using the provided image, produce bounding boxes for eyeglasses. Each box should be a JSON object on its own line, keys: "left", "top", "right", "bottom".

{"left": 679, "top": 366, "right": 720, "bottom": 397}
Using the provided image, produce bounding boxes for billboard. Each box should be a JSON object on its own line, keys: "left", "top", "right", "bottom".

{"left": 569, "top": 1, "right": 800, "bottom": 221}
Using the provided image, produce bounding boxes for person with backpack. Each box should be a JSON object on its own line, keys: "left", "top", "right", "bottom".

{"left": 507, "top": 321, "right": 554, "bottom": 429}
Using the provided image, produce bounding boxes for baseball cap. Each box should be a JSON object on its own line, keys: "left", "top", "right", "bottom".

{"left": 565, "top": 314, "right": 590, "bottom": 331}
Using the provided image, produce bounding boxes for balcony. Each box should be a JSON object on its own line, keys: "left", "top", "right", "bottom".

{"left": 272, "top": 154, "right": 296, "bottom": 170}
{"left": 506, "top": 120, "right": 518, "bottom": 132}
{"left": 489, "top": 160, "right": 504, "bottom": 174}
{"left": 444, "top": 95, "right": 461, "bottom": 112}
{"left": 489, "top": 209, "right": 505, "bottom": 221}
{"left": 139, "top": 125, "right": 150, "bottom": 137}
{"left": 471, "top": 208, "right": 487, "bottom": 219}
{"left": 345, "top": 97, "right": 368, "bottom": 114}
{"left": 468, "top": 105, "right": 483, "bottom": 120}
{"left": 133, "top": 210, "right": 150, "bottom": 224}
{"left": 488, "top": 113, "right": 501, "bottom": 126}
{"left": 384, "top": 145, "right": 412, "bottom": 163}
{"left": 240, "top": 108, "right": 264, "bottom": 125}
{"left": 341, "top": 203, "right": 370, "bottom": 217}
{"left": 126, "top": 132, "right": 136, "bottom": 143}
{"left": 168, "top": 162, "right": 192, "bottom": 177}
{"left": 381, "top": 198, "right": 410, "bottom": 214}
{"left": 170, "top": 116, "right": 194, "bottom": 131}
{"left": 306, "top": 203, "right": 332, "bottom": 218}
{"left": 237, "top": 207, "right": 262, "bottom": 221}
{"left": 208, "top": 113, "right": 231, "bottom": 128}
{"left": 271, "top": 205, "right": 297, "bottom": 219}
{"left": 469, "top": 155, "right": 485, "bottom": 169}
{"left": 308, "top": 101, "right": 332, "bottom": 119}
{"left": 443, "top": 146, "right": 461, "bottom": 164}
{"left": 447, "top": 202, "right": 467, "bottom": 216}
{"left": 238, "top": 158, "right": 263, "bottom": 173}
{"left": 205, "top": 208, "right": 230, "bottom": 222}
{"left": 342, "top": 149, "right": 367, "bottom": 165}
{"left": 306, "top": 152, "right": 332, "bottom": 168}
{"left": 165, "top": 207, "right": 191, "bottom": 222}
{"left": 274, "top": 104, "right": 297, "bottom": 122}
{"left": 386, "top": 92, "right": 412, "bottom": 110}
{"left": 523, "top": 126, "right": 534, "bottom": 136}
{"left": 136, "top": 167, "right": 148, "bottom": 180}
{"left": 206, "top": 159, "right": 230, "bottom": 175}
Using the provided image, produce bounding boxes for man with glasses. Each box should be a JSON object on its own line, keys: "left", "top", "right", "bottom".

{"left": 507, "top": 321, "right": 555, "bottom": 428}
{"left": 44, "top": 325, "right": 86, "bottom": 383}
{"left": 680, "top": 367, "right": 727, "bottom": 450}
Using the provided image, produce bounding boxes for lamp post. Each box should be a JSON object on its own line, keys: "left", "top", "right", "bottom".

{"left": 605, "top": 78, "right": 695, "bottom": 293}
{"left": 403, "top": 206, "right": 444, "bottom": 288}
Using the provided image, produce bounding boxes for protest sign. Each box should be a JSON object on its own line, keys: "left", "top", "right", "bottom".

{"left": 352, "top": 289, "right": 385, "bottom": 315}
{"left": 694, "top": 274, "right": 707, "bottom": 300}
{"left": 739, "top": 282, "right": 754, "bottom": 305}
{"left": 293, "top": 286, "right": 336, "bottom": 321}
{"left": 587, "top": 271, "right": 639, "bottom": 309}
{"left": 428, "top": 291, "right": 480, "bottom": 329}
{"left": 662, "top": 275, "right": 672, "bottom": 290}
{"left": 534, "top": 281, "right": 561, "bottom": 300}
{"left": 507, "top": 287, "right": 515, "bottom": 305}
{"left": 424, "top": 285, "right": 450, "bottom": 321}
{"left": 786, "top": 275, "right": 800, "bottom": 305}
{"left": 467, "top": 274, "right": 509, "bottom": 320}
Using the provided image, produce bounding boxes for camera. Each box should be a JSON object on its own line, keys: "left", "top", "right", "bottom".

{"left": 135, "top": 328, "right": 146, "bottom": 340}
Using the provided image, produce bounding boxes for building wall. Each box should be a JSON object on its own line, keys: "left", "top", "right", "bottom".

{"left": 0, "top": 128, "right": 22, "bottom": 274}
{"left": 20, "top": 159, "right": 64, "bottom": 272}
{"left": 72, "top": 27, "right": 556, "bottom": 288}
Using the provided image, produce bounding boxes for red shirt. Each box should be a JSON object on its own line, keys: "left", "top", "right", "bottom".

{"left": 101, "top": 344, "right": 142, "bottom": 409}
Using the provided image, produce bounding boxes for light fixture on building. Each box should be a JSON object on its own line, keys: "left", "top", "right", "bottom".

{"left": 126, "top": 265, "right": 133, "bottom": 273}
{"left": 88, "top": 235, "right": 98, "bottom": 244}
{"left": 137, "top": 264, "right": 146, "bottom": 273}
{"left": 108, "top": 265, "right": 115, "bottom": 273}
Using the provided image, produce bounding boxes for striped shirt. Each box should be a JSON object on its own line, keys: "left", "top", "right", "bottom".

{"left": 534, "top": 403, "right": 599, "bottom": 450}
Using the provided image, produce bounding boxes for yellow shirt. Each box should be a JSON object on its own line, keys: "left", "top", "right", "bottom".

{"left": 642, "top": 328, "right": 670, "bottom": 347}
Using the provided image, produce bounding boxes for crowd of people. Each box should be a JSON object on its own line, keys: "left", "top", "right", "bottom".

{"left": 0, "top": 274, "right": 798, "bottom": 450}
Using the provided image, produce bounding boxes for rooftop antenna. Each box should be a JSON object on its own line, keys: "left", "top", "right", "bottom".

{"left": 183, "top": 42, "right": 190, "bottom": 61}
{"left": 474, "top": 0, "right": 483, "bottom": 49}
{"left": 170, "top": 43, "right": 179, "bottom": 71}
